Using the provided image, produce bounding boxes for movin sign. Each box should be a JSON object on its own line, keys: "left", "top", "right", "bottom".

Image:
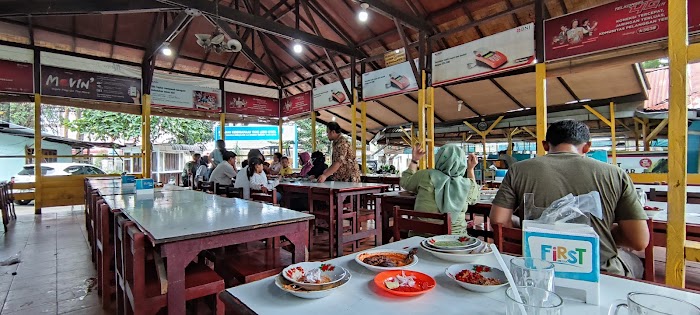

{"left": 523, "top": 227, "right": 599, "bottom": 283}
{"left": 214, "top": 126, "right": 279, "bottom": 141}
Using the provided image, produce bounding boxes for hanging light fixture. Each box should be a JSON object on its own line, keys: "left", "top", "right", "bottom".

{"left": 358, "top": 3, "right": 369, "bottom": 22}
{"left": 293, "top": 39, "right": 303, "bottom": 54}
{"left": 161, "top": 42, "right": 173, "bottom": 56}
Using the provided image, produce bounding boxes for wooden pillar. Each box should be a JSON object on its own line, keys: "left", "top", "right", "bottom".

{"left": 426, "top": 85, "right": 435, "bottom": 168}
{"left": 34, "top": 94, "right": 42, "bottom": 214}
{"left": 535, "top": 63, "right": 547, "bottom": 156}
{"left": 219, "top": 113, "right": 226, "bottom": 141}
{"left": 610, "top": 102, "right": 617, "bottom": 165}
{"left": 278, "top": 119, "right": 283, "bottom": 153}
{"left": 141, "top": 94, "right": 151, "bottom": 180}
{"left": 417, "top": 71, "right": 427, "bottom": 169}
{"left": 311, "top": 111, "right": 317, "bottom": 152}
{"left": 361, "top": 101, "right": 367, "bottom": 174}
{"left": 643, "top": 118, "right": 650, "bottom": 151}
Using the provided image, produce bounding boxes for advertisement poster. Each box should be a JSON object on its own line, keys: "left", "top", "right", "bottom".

{"left": 362, "top": 60, "right": 418, "bottom": 100}
{"left": 151, "top": 78, "right": 221, "bottom": 112}
{"left": 610, "top": 153, "right": 668, "bottom": 174}
{"left": 545, "top": 0, "right": 700, "bottom": 61}
{"left": 225, "top": 92, "right": 279, "bottom": 118}
{"left": 214, "top": 125, "right": 279, "bottom": 141}
{"left": 281, "top": 91, "right": 312, "bottom": 117}
{"left": 0, "top": 60, "right": 33, "bottom": 94}
{"left": 312, "top": 78, "right": 352, "bottom": 109}
{"left": 431, "top": 23, "right": 535, "bottom": 86}
{"left": 41, "top": 65, "right": 142, "bottom": 104}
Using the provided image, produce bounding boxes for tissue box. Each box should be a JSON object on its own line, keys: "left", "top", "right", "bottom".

{"left": 121, "top": 175, "right": 136, "bottom": 192}
{"left": 135, "top": 178, "right": 154, "bottom": 195}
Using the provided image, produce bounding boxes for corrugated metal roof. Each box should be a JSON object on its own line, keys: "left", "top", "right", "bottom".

{"left": 643, "top": 64, "right": 700, "bottom": 112}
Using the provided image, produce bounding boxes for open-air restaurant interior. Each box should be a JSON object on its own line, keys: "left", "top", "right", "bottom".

{"left": 2, "top": 0, "right": 700, "bottom": 314}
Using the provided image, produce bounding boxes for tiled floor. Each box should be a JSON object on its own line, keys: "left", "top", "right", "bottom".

{"left": 0, "top": 206, "right": 107, "bottom": 315}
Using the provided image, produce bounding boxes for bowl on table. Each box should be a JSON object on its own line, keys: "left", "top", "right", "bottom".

{"left": 282, "top": 262, "right": 347, "bottom": 290}
{"left": 355, "top": 249, "right": 419, "bottom": 272}
{"left": 373, "top": 270, "right": 436, "bottom": 297}
{"left": 420, "top": 239, "right": 492, "bottom": 263}
{"left": 445, "top": 263, "right": 508, "bottom": 293}
{"left": 275, "top": 271, "right": 351, "bottom": 299}
{"left": 424, "top": 235, "right": 481, "bottom": 251}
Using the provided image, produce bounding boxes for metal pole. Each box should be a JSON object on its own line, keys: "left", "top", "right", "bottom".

{"left": 535, "top": 63, "right": 547, "bottom": 156}
{"left": 142, "top": 94, "right": 151, "bottom": 179}
{"left": 34, "top": 94, "right": 42, "bottom": 214}
{"left": 610, "top": 102, "right": 617, "bottom": 165}
{"left": 418, "top": 71, "right": 427, "bottom": 169}
{"left": 220, "top": 113, "right": 226, "bottom": 141}
{"left": 361, "top": 100, "right": 367, "bottom": 174}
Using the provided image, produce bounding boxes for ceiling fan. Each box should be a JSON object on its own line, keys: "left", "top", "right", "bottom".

{"left": 195, "top": 31, "right": 242, "bottom": 54}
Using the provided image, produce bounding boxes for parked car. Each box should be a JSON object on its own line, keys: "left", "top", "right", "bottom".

{"left": 13, "top": 163, "right": 106, "bottom": 205}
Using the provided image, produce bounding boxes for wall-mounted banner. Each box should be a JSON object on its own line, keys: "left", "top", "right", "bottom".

{"left": 362, "top": 60, "right": 419, "bottom": 100}
{"left": 214, "top": 125, "right": 279, "bottom": 141}
{"left": 432, "top": 23, "right": 535, "bottom": 86}
{"left": 225, "top": 92, "right": 279, "bottom": 118}
{"left": 0, "top": 60, "right": 33, "bottom": 94}
{"left": 151, "top": 78, "right": 221, "bottom": 112}
{"left": 282, "top": 91, "right": 312, "bottom": 118}
{"left": 41, "top": 65, "right": 142, "bottom": 104}
{"left": 544, "top": 0, "right": 700, "bottom": 61}
{"left": 312, "top": 78, "right": 352, "bottom": 110}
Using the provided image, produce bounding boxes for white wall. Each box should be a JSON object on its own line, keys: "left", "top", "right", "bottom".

{"left": 0, "top": 134, "right": 73, "bottom": 181}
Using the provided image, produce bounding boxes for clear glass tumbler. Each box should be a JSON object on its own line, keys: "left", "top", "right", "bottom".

{"left": 609, "top": 292, "right": 700, "bottom": 315}
{"left": 510, "top": 257, "right": 555, "bottom": 291}
{"left": 506, "top": 286, "right": 563, "bottom": 315}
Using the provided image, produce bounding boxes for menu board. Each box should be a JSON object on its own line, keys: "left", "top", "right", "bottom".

{"left": 41, "top": 65, "right": 142, "bottom": 104}
{"left": 431, "top": 23, "right": 535, "bottom": 86}
{"left": 281, "top": 91, "right": 312, "bottom": 118}
{"left": 544, "top": 0, "right": 700, "bottom": 61}
{"left": 312, "top": 78, "right": 352, "bottom": 110}
{"left": 0, "top": 60, "right": 33, "bottom": 94}
{"left": 225, "top": 92, "right": 279, "bottom": 117}
{"left": 151, "top": 78, "right": 221, "bottom": 112}
{"left": 362, "top": 60, "right": 418, "bottom": 100}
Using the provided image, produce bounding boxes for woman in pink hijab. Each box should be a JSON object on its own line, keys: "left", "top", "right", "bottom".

{"left": 298, "top": 152, "right": 313, "bottom": 177}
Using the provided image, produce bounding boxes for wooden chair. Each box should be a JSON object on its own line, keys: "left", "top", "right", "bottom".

{"left": 392, "top": 206, "right": 451, "bottom": 241}
{"left": 114, "top": 215, "right": 134, "bottom": 315}
{"left": 0, "top": 183, "right": 8, "bottom": 232}
{"left": 250, "top": 188, "right": 277, "bottom": 205}
{"left": 120, "top": 222, "right": 225, "bottom": 314}
{"left": 97, "top": 203, "right": 125, "bottom": 309}
{"left": 2, "top": 182, "right": 16, "bottom": 219}
{"left": 649, "top": 188, "right": 700, "bottom": 204}
{"left": 213, "top": 242, "right": 293, "bottom": 287}
{"left": 642, "top": 219, "right": 656, "bottom": 282}
{"left": 307, "top": 188, "right": 358, "bottom": 256}
{"left": 214, "top": 184, "right": 243, "bottom": 199}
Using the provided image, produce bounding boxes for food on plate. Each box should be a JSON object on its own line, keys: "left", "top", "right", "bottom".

{"left": 285, "top": 264, "right": 334, "bottom": 284}
{"left": 433, "top": 241, "right": 466, "bottom": 247}
{"left": 454, "top": 265, "right": 502, "bottom": 285}
{"left": 644, "top": 206, "right": 660, "bottom": 211}
{"left": 383, "top": 271, "right": 433, "bottom": 292}
{"left": 362, "top": 248, "right": 417, "bottom": 267}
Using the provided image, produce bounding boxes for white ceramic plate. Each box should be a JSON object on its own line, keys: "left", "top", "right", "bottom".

{"left": 275, "top": 269, "right": 351, "bottom": 299}
{"left": 421, "top": 239, "right": 483, "bottom": 253}
{"left": 425, "top": 235, "right": 479, "bottom": 250}
{"left": 445, "top": 263, "right": 508, "bottom": 293}
{"left": 282, "top": 262, "right": 346, "bottom": 290}
{"left": 420, "top": 242, "right": 492, "bottom": 263}
{"left": 355, "top": 249, "right": 419, "bottom": 272}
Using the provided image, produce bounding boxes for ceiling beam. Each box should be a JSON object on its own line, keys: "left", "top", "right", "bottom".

{"left": 431, "top": 2, "right": 533, "bottom": 42}
{"left": 441, "top": 87, "right": 482, "bottom": 116}
{"left": 0, "top": 0, "right": 176, "bottom": 17}
{"left": 394, "top": 18, "right": 421, "bottom": 84}
{"left": 490, "top": 79, "right": 525, "bottom": 109}
{"left": 144, "top": 11, "right": 193, "bottom": 61}
{"left": 159, "top": 0, "right": 361, "bottom": 57}
{"left": 360, "top": 0, "right": 431, "bottom": 32}
{"left": 374, "top": 99, "right": 412, "bottom": 122}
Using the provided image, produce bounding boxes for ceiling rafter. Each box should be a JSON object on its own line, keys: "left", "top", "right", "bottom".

{"left": 359, "top": 0, "right": 431, "bottom": 31}
{"left": 0, "top": 0, "right": 176, "bottom": 17}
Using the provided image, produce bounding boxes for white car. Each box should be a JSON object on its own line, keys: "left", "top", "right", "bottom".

{"left": 14, "top": 163, "right": 106, "bottom": 205}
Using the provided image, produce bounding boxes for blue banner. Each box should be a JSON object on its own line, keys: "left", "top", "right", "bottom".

{"left": 214, "top": 126, "right": 279, "bottom": 141}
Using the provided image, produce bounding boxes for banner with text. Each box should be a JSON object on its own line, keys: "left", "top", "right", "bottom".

{"left": 312, "top": 78, "right": 352, "bottom": 110}
{"left": 282, "top": 91, "right": 312, "bottom": 118}
{"left": 225, "top": 92, "right": 279, "bottom": 117}
{"left": 432, "top": 23, "right": 535, "bottom": 86}
{"left": 41, "top": 65, "right": 142, "bottom": 104}
{"left": 151, "top": 78, "right": 221, "bottom": 112}
{"left": 214, "top": 125, "right": 279, "bottom": 141}
{"left": 362, "top": 60, "right": 418, "bottom": 100}
{"left": 545, "top": 0, "right": 700, "bottom": 61}
{"left": 0, "top": 60, "right": 33, "bottom": 94}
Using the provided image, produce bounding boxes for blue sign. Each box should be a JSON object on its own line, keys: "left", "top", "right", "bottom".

{"left": 214, "top": 126, "right": 279, "bottom": 141}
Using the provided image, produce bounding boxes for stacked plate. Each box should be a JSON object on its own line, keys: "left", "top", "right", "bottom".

{"left": 419, "top": 235, "right": 492, "bottom": 263}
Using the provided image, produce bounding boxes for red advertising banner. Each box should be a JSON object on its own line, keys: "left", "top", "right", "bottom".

{"left": 41, "top": 66, "right": 142, "bottom": 104}
{"left": 281, "top": 91, "right": 312, "bottom": 118}
{"left": 545, "top": 0, "right": 700, "bottom": 61}
{"left": 0, "top": 60, "right": 33, "bottom": 94}
{"left": 225, "top": 92, "right": 279, "bottom": 118}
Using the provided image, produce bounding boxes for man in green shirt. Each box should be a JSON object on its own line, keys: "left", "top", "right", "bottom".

{"left": 490, "top": 120, "right": 649, "bottom": 277}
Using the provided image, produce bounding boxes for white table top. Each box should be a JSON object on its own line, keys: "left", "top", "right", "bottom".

{"left": 646, "top": 201, "right": 700, "bottom": 224}
{"left": 224, "top": 237, "right": 700, "bottom": 315}
{"left": 277, "top": 181, "right": 389, "bottom": 190}
{"left": 636, "top": 184, "right": 700, "bottom": 193}
{"left": 103, "top": 190, "right": 313, "bottom": 244}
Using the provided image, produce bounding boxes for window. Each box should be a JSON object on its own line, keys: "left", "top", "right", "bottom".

{"left": 164, "top": 153, "right": 180, "bottom": 171}
{"left": 25, "top": 149, "right": 58, "bottom": 164}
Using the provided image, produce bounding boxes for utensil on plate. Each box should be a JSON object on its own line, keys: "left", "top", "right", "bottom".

{"left": 608, "top": 292, "right": 700, "bottom": 315}
{"left": 355, "top": 249, "right": 419, "bottom": 272}
{"left": 275, "top": 271, "right": 352, "bottom": 299}
{"left": 404, "top": 248, "right": 418, "bottom": 264}
{"left": 509, "top": 257, "right": 555, "bottom": 291}
{"left": 506, "top": 286, "right": 563, "bottom": 315}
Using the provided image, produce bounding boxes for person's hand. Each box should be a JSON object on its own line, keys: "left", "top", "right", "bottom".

{"left": 317, "top": 174, "right": 327, "bottom": 183}
{"left": 411, "top": 144, "right": 426, "bottom": 161}
{"left": 467, "top": 153, "right": 479, "bottom": 169}
{"left": 261, "top": 186, "right": 269, "bottom": 193}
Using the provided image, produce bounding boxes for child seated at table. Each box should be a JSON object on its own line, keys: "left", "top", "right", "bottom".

{"left": 279, "top": 156, "right": 293, "bottom": 177}
{"left": 248, "top": 157, "right": 282, "bottom": 202}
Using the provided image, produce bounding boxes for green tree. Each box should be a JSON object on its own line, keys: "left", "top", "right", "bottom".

{"left": 0, "top": 102, "right": 66, "bottom": 135}
{"left": 295, "top": 119, "right": 330, "bottom": 154}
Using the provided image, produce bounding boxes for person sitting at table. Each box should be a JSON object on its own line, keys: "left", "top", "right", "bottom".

{"left": 279, "top": 156, "right": 293, "bottom": 177}
{"left": 400, "top": 143, "right": 481, "bottom": 235}
{"left": 182, "top": 153, "right": 201, "bottom": 187}
{"left": 489, "top": 120, "right": 649, "bottom": 278}
{"left": 248, "top": 157, "right": 282, "bottom": 202}
{"left": 210, "top": 151, "right": 237, "bottom": 187}
{"left": 297, "top": 152, "right": 313, "bottom": 177}
{"left": 269, "top": 152, "right": 283, "bottom": 175}
{"left": 317, "top": 122, "right": 361, "bottom": 183}
{"left": 235, "top": 149, "right": 265, "bottom": 199}
{"left": 308, "top": 151, "right": 328, "bottom": 179}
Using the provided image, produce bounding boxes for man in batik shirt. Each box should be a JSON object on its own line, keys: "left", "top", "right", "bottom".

{"left": 317, "top": 122, "right": 361, "bottom": 183}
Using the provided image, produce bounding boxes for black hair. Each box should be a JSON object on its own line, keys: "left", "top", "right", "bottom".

{"left": 215, "top": 139, "right": 226, "bottom": 151}
{"left": 274, "top": 152, "right": 283, "bottom": 160}
{"left": 223, "top": 151, "right": 236, "bottom": 161}
{"left": 241, "top": 159, "right": 248, "bottom": 168}
{"left": 280, "top": 156, "right": 289, "bottom": 161}
{"left": 248, "top": 149, "right": 263, "bottom": 160}
{"left": 326, "top": 122, "right": 342, "bottom": 133}
{"left": 498, "top": 150, "right": 507, "bottom": 155}
{"left": 247, "top": 157, "right": 263, "bottom": 179}
{"left": 311, "top": 151, "right": 325, "bottom": 164}
{"left": 545, "top": 120, "right": 591, "bottom": 146}
{"left": 192, "top": 153, "right": 201, "bottom": 159}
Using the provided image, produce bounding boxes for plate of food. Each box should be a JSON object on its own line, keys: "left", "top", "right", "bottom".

{"left": 425, "top": 235, "right": 479, "bottom": 250}
{"left": 355, "top": 248, "right": 418, "bottom": 272}
{"left": 374, "top": 270, "right": 436, "bottom": 297}
{"left": 283, "top": 262, "right": 347, "bottom": 290}
{"left": 445, "top": 263, "right": 508, "bottom": 293}
{"left": 421, "top": 238, "right": 483, "bottom": 253}
{"left": 420, "top": 241, "right": 492, "bottom": 263}
{"left": 275, "top": 271, "right": 351, "bottom": 299}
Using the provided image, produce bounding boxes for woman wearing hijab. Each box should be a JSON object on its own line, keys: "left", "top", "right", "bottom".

{"left": 307, "top": 151, "right": 329, "bottom": 179}
{"left": 400, "top": 144, "right": 481, "bottom": 235}
{"left": 297, "top": 152, "right": 313, "bottom": 177}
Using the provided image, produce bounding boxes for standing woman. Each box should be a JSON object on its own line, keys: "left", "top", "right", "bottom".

{"left": 210, "top": 140, "right": 226, "bottom": 171}
{"left": 400, "top": 144, "right": 481, "bottom": 235}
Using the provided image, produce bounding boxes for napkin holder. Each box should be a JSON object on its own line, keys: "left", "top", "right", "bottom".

{"left": 121, "top": 175, "right": 136, "bottom": 192}
{"left": 522, "top": 220, "right": 600, "bottom": 305}
{"left": 135, "top": 178, "right": 154, "bottom": 197}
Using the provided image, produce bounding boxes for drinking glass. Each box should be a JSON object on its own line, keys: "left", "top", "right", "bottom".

{"left": 609, "top": 292, "right": 700, "bottom": 315}
{"left": 506, "top": 286, "right": 562, "bottom": 315}
{"left": 510, "top": 257, "right": 555, "bottom": 291}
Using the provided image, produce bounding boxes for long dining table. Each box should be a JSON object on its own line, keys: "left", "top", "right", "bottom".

{"left": 219, "top": 236, "right": 700, "bottom": 315}
{"left": 277, "top": 181, "right": 389, "bottom": 257}
{"left": 101, "top": 189, "right": 314, "bottom": 314}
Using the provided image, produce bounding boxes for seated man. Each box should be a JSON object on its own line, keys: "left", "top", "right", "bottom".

{"left": 279, "top": 156, "right": 293, "bottom": 177}
{"left": 182, "top": 153, "right": 201, "bottom": 187}
{"left": 489, "top": 120, "right": 649, "bottom": 277}
{"left": 209, "top": 151, "right": 237, "bottom": 187}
